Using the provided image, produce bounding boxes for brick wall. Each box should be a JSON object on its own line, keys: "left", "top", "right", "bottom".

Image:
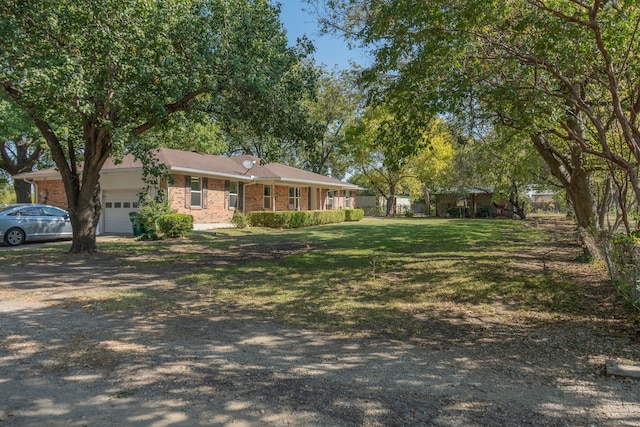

{"left": 168, "top": 174, "right": 233, "bottom": 224}
{"left": 244, "top": 183, "right": 266, "bottom": 212}
{"left": 34, "top": 180, "right": 67, "bottom": 209}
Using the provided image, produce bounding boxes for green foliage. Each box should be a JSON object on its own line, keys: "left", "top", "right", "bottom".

{"left": 320, "top": 0, "right": 640, "bottom": 231}
{"left": 231, "top": 211, "right": 250, "bottom": 229}
{"left": 138, "top": 192, "right": 175, "bottom": 240}
{"left": 606, "top": 234, "right": 640, "bottom": 312}
{"left": 157, "top": 214, "right": 193, "bottom": 238}
{"left": 344, "top": 208, "right": 364, "bottom": 221}
{"left": 138, "top": 111, "right": 226, "bottom": 155}
{"left": 297, "top": 67, "right": 364, "bottom": 177}
{"left": 0, "top": 179, "right": 15, "bottom": 204}
{"left": 248, "top": 210, "right": 348, "bottom": 228}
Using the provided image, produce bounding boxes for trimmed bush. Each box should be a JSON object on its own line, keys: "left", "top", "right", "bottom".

{"left": 248, "top": 210, "right": 349, "bottom": 229}
{"left": 157, "top": 213, "right": 193, "bottom": 238}
{"left": 344, "top": 209, "right": 364, "bottom": 221}
{"left": 231, "top": 211, "right": 249, "bottom": 229}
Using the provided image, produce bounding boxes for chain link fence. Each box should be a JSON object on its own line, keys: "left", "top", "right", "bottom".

{"left": 588, "top": 232, "right": 640, "bottom": 313}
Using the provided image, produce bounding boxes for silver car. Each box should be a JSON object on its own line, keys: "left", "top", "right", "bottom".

{"left": 0, "top": 204, "right": 73, "bottom": 246}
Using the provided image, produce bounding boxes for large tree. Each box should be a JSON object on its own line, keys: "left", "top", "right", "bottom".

{"left": 1, "top": 0, "right": 315, "bottom": 253}
{"left": 346, "top": 107, "right": 453, "bottom": 216}
{"left": 299, "top": 67, "right": 364, "bottom": 179}
{"left": 316, "top": 0, "right": 640, "bottom": 233}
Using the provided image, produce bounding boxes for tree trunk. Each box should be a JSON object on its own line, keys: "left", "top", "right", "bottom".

{"left": 385, "top": 195, "right": 394, "bottom": 217}
{"left": 68, "top": 180, "right": 102, "bottom": 254}
{"left": 422, "top": 186, "right": 431, "bottom": 216}
{"left": 13, "top": 179, "right": 32, "bottom": 203}
{"left": 509, "top": 184, "right": 526, "bottom": 220}
{"left": 531, "top": 133, "right": 595, "bottom": 229}
{"left": 385, "top": 183, "right": 396, "bottom": 217}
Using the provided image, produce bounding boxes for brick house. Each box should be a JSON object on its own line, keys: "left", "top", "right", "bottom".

{"left": 14, "top": 148, "right": 360, "bottom": 234}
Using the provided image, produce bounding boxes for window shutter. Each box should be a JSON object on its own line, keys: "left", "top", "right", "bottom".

{"left": 224, "top": 180, "right": 229, "bottom": 209}
{"left": 185, "top": 176, "right": 191, "bottom": 209}
{"left": 202, "top": 178, "right": 209, "bottom": 209}
{"left": 238, "top": 183, "right": 244, "bottom": 211}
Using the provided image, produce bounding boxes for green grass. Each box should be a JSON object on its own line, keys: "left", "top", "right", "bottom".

{"left": 2, "top": 217, "right": 615, "bottom": 338}
{"left": 174, "top": 218, "right": 606, "bottom": 335}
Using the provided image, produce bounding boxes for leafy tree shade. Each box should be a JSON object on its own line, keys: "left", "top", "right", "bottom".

{"left": 1, "top": 0, "right": 315, "bottom": 253}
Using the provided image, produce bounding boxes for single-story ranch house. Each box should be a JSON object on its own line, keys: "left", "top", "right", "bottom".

{"left": 14, "top": 148, "right": 361, "bottom": 234}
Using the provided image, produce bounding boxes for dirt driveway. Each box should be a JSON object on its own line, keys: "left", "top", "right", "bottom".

{"left": 1, "top": 227, "right": 639, "bottom": 426}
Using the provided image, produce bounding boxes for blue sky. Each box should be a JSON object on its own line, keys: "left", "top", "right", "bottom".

{"left": 278, "top": 1, "right": 369, "bottom": 70}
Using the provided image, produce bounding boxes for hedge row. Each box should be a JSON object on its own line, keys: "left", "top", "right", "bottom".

{"left": 344, "top": 208, "right": 365, "bottom": 221}
{"left": 247, "top": 209, "right": 364, "bottom": 229}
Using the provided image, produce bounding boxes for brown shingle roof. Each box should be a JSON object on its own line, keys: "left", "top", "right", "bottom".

{"left": 15, "top": 148, "right": 360, "bottom": 190}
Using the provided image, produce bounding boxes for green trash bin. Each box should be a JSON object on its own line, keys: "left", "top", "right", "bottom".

{"left": 129, "top": 212, "right": 144, "bottom": 237}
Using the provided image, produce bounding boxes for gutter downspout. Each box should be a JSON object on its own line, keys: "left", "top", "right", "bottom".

{"left": 22, "top": 178, "right": 37, "bottom": 203}
{"left": 242, "top": 176, "right": 258, "bottom": 214}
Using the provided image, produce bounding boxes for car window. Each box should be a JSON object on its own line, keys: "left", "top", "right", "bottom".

{"left": 42, "top": 207, "right": 67, "bottom": 217}
{"left": 18, "top": 207, "right": 43, "bottom": 216}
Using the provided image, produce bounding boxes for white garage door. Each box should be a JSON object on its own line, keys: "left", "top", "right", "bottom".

{"left": 103, "top": 191, "right": 142, "bottom": 233}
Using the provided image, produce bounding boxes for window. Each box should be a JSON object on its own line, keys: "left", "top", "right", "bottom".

{"left": 345, "top": 191, "right": 350, "bottom": 209}
{"left": 42, "top": 206, "right": 66, "bottom": 217}
{"left": 289, "top": 187, "right": 300, "bottom": 210}
{"left": 263, "top": 185, "right": 271, "bottom": 209}
{"left": 327, "top": 191, "right": 334, "bottom": 210}
{"left": 229, "top": 181, "right": 238, "bottom": 209}
{"left": 17, "top": 207, "right": 42, "bottom": 216}
{"left": 190, "top": 177, "right": 202, "bottom": 207}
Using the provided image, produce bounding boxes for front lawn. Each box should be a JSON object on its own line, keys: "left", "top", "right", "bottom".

{"left": 1, "top": 217, "right": 626, "bottom": 338}
{"left": 176, "top": 217, "right": 624, "bottom": 336}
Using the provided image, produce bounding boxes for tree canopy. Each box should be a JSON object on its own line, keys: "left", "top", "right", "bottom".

{"left": 1, "top": 0, "right": 316, "bottom": 253}
{"left": 316, "top": 0, "right": 640, "bottom": 233}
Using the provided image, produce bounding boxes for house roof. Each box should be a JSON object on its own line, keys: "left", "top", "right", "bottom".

{"left": 15, "top": 147, "right": 360, "bottom": 190}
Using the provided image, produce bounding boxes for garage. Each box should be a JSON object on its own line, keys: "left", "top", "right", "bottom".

{"left": 102, "top": 190, "right": 143, "bottom": 234}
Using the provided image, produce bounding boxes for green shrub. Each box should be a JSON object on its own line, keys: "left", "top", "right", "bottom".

{"left": 231, "top": 211, "right": 249, "bottom": 229}
{"left": 248, "top": 210, "right": 349, "bottom": 229}
{"left": 344, "top": 209, "right": 364, "bottom": 221}
{"left": 138, "top": 191, "right": 175, "bottom": 240}
{"left": 157, "top": 214, "right": 193, "bottom": 238}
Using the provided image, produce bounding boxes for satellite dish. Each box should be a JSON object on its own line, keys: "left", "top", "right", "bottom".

{"left": 242, "top": 159, "right": 255, "bottom": 169}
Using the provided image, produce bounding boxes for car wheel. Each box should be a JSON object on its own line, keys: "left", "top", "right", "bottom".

{"left": 5, "top": 228, "right": 25, "bottom": 246}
